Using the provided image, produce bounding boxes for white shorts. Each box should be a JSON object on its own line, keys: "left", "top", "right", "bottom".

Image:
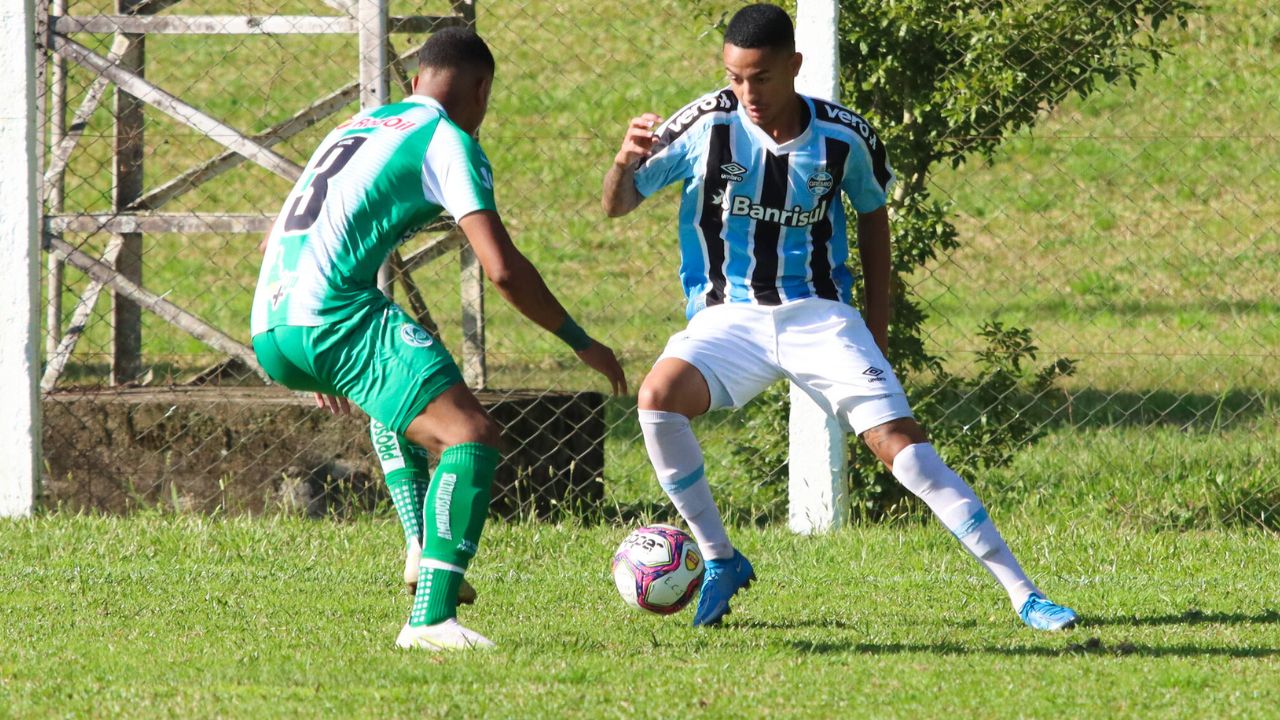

{"left": 657, "top": 298, "right": 913, "bottom": 435}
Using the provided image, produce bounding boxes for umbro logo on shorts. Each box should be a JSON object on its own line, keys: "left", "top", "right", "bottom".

{"left": 719, "top": 162, "right": 747, "bottom": 182}
{"left": 863, "top": 366, "right": 887, "bottom": 382}
{"left": 400, "top": 325, "right": 434, "bottom": 348}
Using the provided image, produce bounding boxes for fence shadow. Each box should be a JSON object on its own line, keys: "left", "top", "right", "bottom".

{"left": 1086, "top": 609, "right": 1280, "bottom": 628}
{"left": 784, "top": 639, "right": 1280, "bottom": 659}
{"left": 1048, "top": 387, "right": 1278, "bottom": 431}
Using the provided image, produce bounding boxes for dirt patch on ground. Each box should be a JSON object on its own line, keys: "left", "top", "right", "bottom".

{"left": 42, "top": 387, "right": 604, "bottom": 519}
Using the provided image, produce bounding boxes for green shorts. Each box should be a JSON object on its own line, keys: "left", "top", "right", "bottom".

{"left": 252, "top": 300, "right": 463, "bottom": 435}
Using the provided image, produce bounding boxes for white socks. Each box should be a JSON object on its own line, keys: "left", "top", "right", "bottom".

{"left": 638, "top": 410, "right": 734, "bottom": 560}
{"left": 892, "top": 443, "right": 1039, "bottom": 609}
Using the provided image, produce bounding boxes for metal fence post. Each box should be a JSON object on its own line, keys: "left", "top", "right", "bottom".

{"left": 110, "top": 0, "right": 148, "bottom": 385}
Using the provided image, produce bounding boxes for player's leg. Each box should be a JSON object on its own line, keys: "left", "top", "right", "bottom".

{"left": 860, "top": 418, "right": 1077, "bottom": 630}
{"left": 368, "top": 419, "right": 477, "bottom": 604}
{"left": 308, "top": 301, "right": 498, "bottom": 649}
{"left": 370, "top": 419, "right": 430, "bottom": 563}
{"left": 638, "top": 358, "right": 727, "bottom": 559}
{"left": 779, "top": 299, "right": 1077, "bottom": 630}
{"left": 393, "top": 383, "right": 501, "bottom": 650}
{"left": 640, "top": 306, "right": 779, "bottom": 626}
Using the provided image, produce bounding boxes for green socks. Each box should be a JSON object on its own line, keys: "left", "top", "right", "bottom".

{"left": 370, "top": 419, "right": 432, "bottom": 546}
{"left": 410, "top": 566, "right": 464, "bottom": 627}
{"left": 410, "top": 442, "right": 500, "bottom": 627}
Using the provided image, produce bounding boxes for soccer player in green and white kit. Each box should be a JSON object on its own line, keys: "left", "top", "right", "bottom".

{"left": 251, "top": 29, "right": 627, "bottom": 651}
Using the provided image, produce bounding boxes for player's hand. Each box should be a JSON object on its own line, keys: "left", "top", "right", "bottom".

{"left": 576, "top": 341, "right": 628, "bottom": 396}
{"left": 614, "top": 113, "right": 663, "bottom": 168}
{"left": 314, "top": 392, "right": 351, "bottom": 415}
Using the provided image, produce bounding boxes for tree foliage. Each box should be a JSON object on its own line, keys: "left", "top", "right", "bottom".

{"left": 838, "top": 0, "right": 1193, "bottom": 375}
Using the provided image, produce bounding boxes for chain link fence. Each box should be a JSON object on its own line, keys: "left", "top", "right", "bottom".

{"left": 33, "top": 0, "right": 1280, "bottom": 527}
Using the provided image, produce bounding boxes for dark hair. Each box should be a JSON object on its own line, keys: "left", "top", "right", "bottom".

{"left": 417, "top": 27, "right": 496, "bottom": 75}
{"left": 724, "top": 3, "right": 795, "bottom": 51}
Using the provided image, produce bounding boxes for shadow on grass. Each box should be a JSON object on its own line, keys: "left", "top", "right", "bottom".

{"left": 729, "top": 618, "right": 863, "bottom": 631}
{"left": 785, "top": 638, "right": 1280, "bottom": 659}
{"left": 1048, "top": 387, "right": 1279, "bottom": 431}
{"left": 1087, "top": 609, "right": 1280, "bottom": 627}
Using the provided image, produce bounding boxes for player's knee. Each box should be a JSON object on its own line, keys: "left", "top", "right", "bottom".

{"left": 460, "top": 414, "right": 502, "bottom": 449}
{"left": 637, "top": 379, "right": 677, "bottom": 412}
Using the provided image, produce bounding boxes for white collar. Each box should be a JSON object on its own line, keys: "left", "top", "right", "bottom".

{"left": 737, "top": 94, "right": 814, "bottom": 154}
{"left": 404, "top": 95, "right": 447, "bottom": 114}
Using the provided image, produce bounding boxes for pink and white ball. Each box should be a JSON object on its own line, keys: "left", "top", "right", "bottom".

{"left": 611, "top": 524, "right": 704, "bottom": 615}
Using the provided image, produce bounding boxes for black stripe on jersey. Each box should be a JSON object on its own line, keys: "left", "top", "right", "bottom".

{"left": 748, "top": 151, "right": 791, "bottom": 305}
{"left": 809, "top": 138, "right": 851, "bottom": 301}
{"left": 699, "top": 123, "right": 733, "bottom": 306}
{"left": 811, "top": 98, "right": 892, "bottom": 192}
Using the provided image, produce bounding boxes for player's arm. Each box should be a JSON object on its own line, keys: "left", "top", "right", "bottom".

{"left": 856, "top": 206, "right": 892, "bottom": 355}
{"left": 602, "top": 113, "right": 662, "bottom": 218}
{"left": 456, "top": 210, "right": 628, "bottom": 396}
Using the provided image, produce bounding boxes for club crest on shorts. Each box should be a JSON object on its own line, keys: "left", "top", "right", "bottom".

{"left": 400, "top": 324, "right": 434, "bottom": 348}
{"left": 807, "top": 170, "right": 834, "bottom": 196}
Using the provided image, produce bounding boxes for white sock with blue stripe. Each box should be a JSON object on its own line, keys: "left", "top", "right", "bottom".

{"left": 639, "top": 410, "right": 733, "bottom": 560}
{"left": 892, "top": 443, "right": 1039, "bottom": 609}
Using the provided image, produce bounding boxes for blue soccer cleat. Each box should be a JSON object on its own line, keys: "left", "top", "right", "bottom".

{"left": 1019, "top": 593, "right": 1080, "bottom": 631}
{"left": 692, "top": 550, "right": 755, "bottom": 627}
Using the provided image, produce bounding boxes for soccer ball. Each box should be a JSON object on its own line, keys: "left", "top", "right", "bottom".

{"left": 611, "top": 524, "right": 704, "bottom": 615}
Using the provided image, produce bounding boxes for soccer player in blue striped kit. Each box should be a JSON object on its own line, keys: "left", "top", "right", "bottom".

{"left": 602, "top": 3, "right": 1078, "bottom": 630}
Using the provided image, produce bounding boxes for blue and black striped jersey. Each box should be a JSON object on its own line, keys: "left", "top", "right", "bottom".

{"left": 634, "top": 88, "right": 894, "bottom": 319}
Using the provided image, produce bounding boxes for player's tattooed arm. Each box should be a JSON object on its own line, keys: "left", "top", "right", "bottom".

{"left": 857, "top": 206, "right": 893, "bottom": 355}
{"left": 602, "top": 113, "right": 662, "bottom": 218}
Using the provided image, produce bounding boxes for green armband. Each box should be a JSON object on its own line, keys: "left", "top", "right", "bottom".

{"left": 554, "top": 315, "right": 593, "bottom": 352}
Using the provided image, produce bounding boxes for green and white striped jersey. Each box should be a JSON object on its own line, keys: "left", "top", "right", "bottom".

{"left": 251, "top": 96, "right": 495, "bottom": 335}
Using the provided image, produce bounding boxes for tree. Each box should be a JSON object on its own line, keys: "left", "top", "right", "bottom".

{"left": 838, "top": 0, "right": 1193, "bottom": 375}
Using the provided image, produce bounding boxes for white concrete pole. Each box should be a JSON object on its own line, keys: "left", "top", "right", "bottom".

{"left": 789, "top": 0, "right": 848, "bottom": 534}
{"left": 0, "top": 0, "right": 43, "bottom": 517}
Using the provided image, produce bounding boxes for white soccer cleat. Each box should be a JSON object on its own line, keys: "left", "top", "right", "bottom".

{"left": 404, "top": 540, "right": 477, "bottom": 604}
{"left": 395, "top": 619, "right": 496, "bottom": 651}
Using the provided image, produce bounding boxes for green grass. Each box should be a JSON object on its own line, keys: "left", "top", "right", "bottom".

{"left": 4, "top": 514, "right": 1280, "bottom": 718}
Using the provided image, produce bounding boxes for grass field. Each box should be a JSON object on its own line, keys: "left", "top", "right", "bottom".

{"left": 5, "top": 514, "right": 1280, "bottom": 718}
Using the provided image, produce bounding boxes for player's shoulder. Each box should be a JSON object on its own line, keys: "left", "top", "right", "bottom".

{"left": 809, "top": 95, "right": 884, "bottom": 150}
{"left": 654, "top": 87, "right": 738, "bottom": 145}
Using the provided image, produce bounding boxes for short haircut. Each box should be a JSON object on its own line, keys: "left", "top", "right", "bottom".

{"left": 417, "top": 27, "right": 496, "bottom": 75}
{"left": 724, "top": 3, "right": 795, "bottom": 51}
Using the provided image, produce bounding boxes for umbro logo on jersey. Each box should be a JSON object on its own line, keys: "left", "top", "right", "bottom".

{"left": 807, "top": 171, "right": 834, "bottom": 195}
{"left": 863, "top": 366, "right": 887, "bottom": 382}
{"left": 719, "top": 162, "right": 747, "bottom": 182}
{"left": 400, "top": 325, "right": 435, "bottom": 348}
